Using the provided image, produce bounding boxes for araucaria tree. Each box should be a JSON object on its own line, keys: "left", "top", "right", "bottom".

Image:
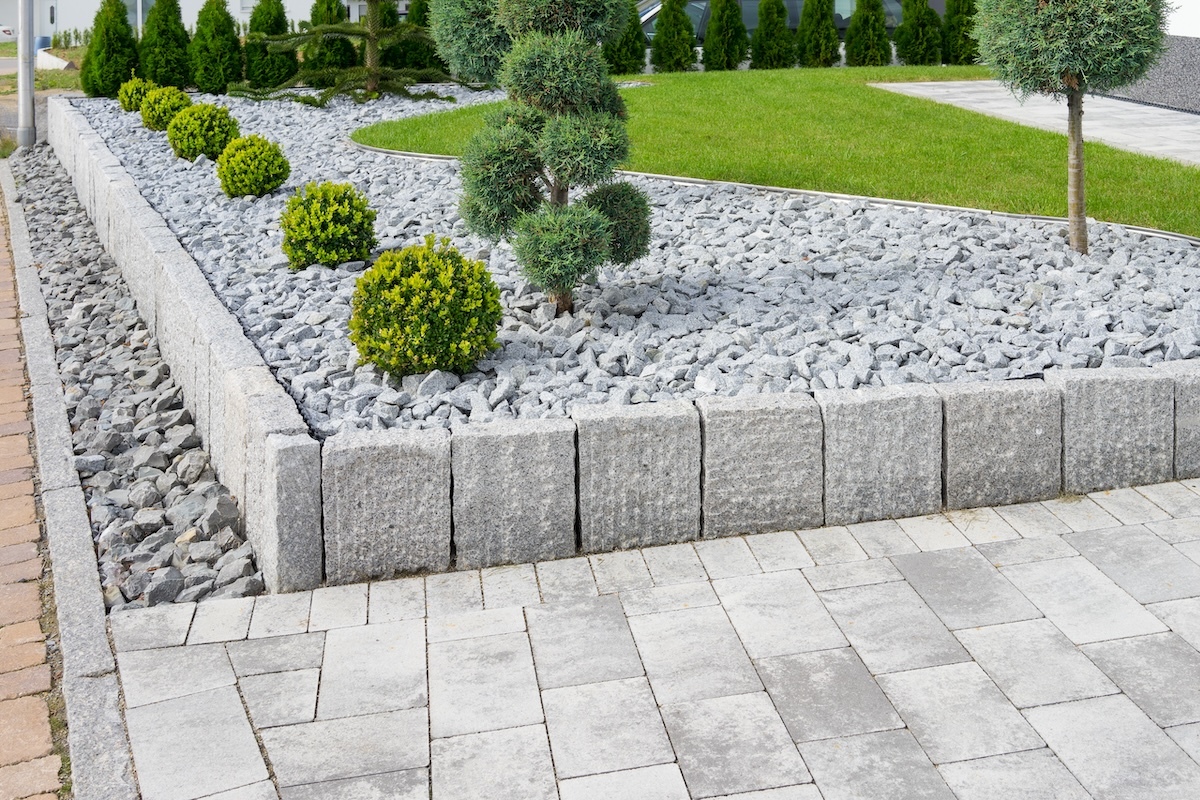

{"left": 453, "top": 0, "right": 652, "bottom": 314}
{"left": 604, "top": 0, "right": 647, "bottom": 75}
{"left": 796, "top": 0, "right": 839, "bottom": 67}
{"left": 703, "top": 0, "right": 748, "bottom": 70}
{"left": 139, "top": 0, "right": 190, "bottom": 88}
{"left": 245, "top": 0, "right": 299, "bottom": 88}
{"left": 893, "top": 0, "right": 941, "bottom": 65}
{"left": 303, "top": 0, "right": 357, "bottom": 84}
{"left": 80, "top": 0, "right": 139, "bottom": 97}
{"left": 844, "top": 0, "right": 891, "bottom": 67}
{"left": 190, "top": 0, "right": 243, "bottom": 93}
{"left": 942, "top": 0, "right": 978, "bottom": 65}
{"left": 750, "top": 0, "right": 794, "bottom": 69}
{"left": 975, "top": 0, "right": 1166, "bottom": 254}
{"left": 650, "top": 0, "right": 697, "bottom": 72}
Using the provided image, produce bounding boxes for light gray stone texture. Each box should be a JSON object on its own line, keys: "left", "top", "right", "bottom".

{"left": 1089, "top": 488, "right": 1172, "bottom": 524}
{"left": 481, "top": 563, "right": 541, "bottom": 609}
{"left": 1044, "top": 368, "right": 1174, "bottom": 493}
{"left": 1155, "top": 359, "right": 1200, "bottom": 479}
{"left": 1065, "top": 524, "right": 1200, "bottom": 603}
{"left": 247, "top": 592, "right": 312, "bottom": 639}
{"left": 975, "top": 536, "right": 1078, "bottom": 567}
{"left": 226, "top": 632, "right": 325, "bottom": 677}
{"left": 846, "top": 520, "right": 918, "bottom": 558}
{"left": 620, "top": 581, "right": 719, "bottom": 617}
{"left": 799, "top": 730, "right": 955, "bottom": 800}
{"left": 945, "top": 507, "right": 1020, "bottom": 544}
{"left": 693, "top": 537, "right": 762, "bottom": 579}
{"left": 757, "top": 648, "right": 903, "bottom": 743}
{"left": 641, "top": 543, "right": 709, "bottom": 585}
{"left": 317, "top": 620, "right": 427, "bottom": 719}
{"left": 797, "top": 527, "right": 867, "bottom": 565}
{"left": 239, "top": 669, "right": 320, "bottom": 728}
{"left": 937, "top": 749, "right": 1091, "bottom": 800}
{"left": 589, "top": 550, "right": 653, "bottom": 593}
{"left": 1149, "top": 597, "right": 1200, "bottom": 649}
{"left": 187, "top": 598, "right": 255, "bottom": 645}
{"left": 281, "top": 770, "right": 428, "bottom": 800}
{"left": 1135, "top": 482, "right": 1200, "bottom": 519}
{"left": 534, "top": 558, "right": 598, "bottom": 603}
{"left": 1154, "top": 514, "right": 1200, "bottom": 544}
{"left": 1041, "top": 497, "right": 1121, "bottom": 532}
{"left": 109, "top": 603, "right": 195, "bottom": 652}
{"left": 323, "top": 429, "right": 452, "bottom": 583}
{"left": 117, "top": 644, "right": 235, "bottom": 708}
{"left": 428, "top": 631, "right": 542, "bottom": 737}
{"left": 744, "top": 532, "right": 815, "bottom": 571}
{"left": 662, "top": 692, "right": 811, "bottom": 798}
{"left": 558, "top": 765, "right": 690, "bottom": 800}
{"left": 937, "top": 380, "right": 1061, "bottom": 509}
{"left": 697, "top": 394, "right": 823, "bottom": 536}
{"left": 430, "top": 725, "right": 556, "bottom": 800}
{"left": 713, "top": 570, "right": 847, "bottom": 658}
{"left": 817, "top": 384, "right": 942, "bottom": 525}
{"left": 710, "top": 787, "right": 822, "bottom": 800}
{"left": 426, "top": 607, "right": 525, "bottom": 643}
{"left": 802, "top": 559, "right": 904, "bottom": 592}
{"left": 368, "top": 577, "right": 427, "bottom": 623}
{"left": 993, "top": 503, "right": 1072, "bottom": 538}
{"left": 307, "top": 584, "right": 368, "bottom": 631}
{"left": 251, "top": 432, "right": 323, "bottom": 593}
{"left": 526, "top": 595, "right": 643, "bottom": 690}
{"left": 204, "top": 780, "right": 280, "bottom": 800}
{"left": 573, "top": 401, "right": 701, "bottom": 550}
{"left": 425, "top": 571, "right": 483, "bottom": 617}
{"left": 1167, "top": 723, "right": 1200, "bottom": 763}
{"left": 451, "top": 419, "right": 577, "bottom": 568}
{"left": 890, "top": 548, "right": 1041, "bottom": 630}
{"left": 1082, "top": 632, "right": 1200, "bottom": 727}
{"left": 60, "top": 672, "right": 139, "bottom": 800}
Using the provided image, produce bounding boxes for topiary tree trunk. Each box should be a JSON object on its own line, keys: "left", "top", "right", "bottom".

{"left": 604, "top": 0, "right": 648, "bottom": 75}
{"left": 80, "top": 0, "right": 139, "bottom": 97}
{"left": 796, "top": 0, "right": 840, "bottom": 67}
{"left": 894, "top": 0, "right": 942, "bottom": 65}
{"left": 975, "top": 0, "right": 1167, "bottom": 254}
{"left": 246, "top": 0, "right": 298, "bottom": 88}
{"left": 703, "top": 0, "right": 749, "bottom": 71}
{"left": 844, "top": 0, "right": 891, "bottom": 67}
{"left": 941, "top": 0, "right": 977, "bottom": 65}
{"left": 650, "top": 0, "right": 697, "bottom": 72}
{"left": 190, "top": 0, "right": 243, "bottom": 93}
{"left": 750, "top": 0, "right": 795, "bottom": 69}
{"left": 140, "top": 0, "right": 190, "bottom": 88}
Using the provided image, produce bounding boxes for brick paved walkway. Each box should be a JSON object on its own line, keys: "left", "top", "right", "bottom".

{"left": 0, "top": 201, "right": 61, "bottom": 799}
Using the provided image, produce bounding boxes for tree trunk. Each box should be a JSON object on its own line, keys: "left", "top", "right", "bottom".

{"left": 550, "top": 290, "right": 574, "bottom": 315}
{"left": 1066, "top": 88, "right": 1087, "bottom": 255}
{"left": 551, "top": 182, "right": 568, "bottom": 207}
{"left": 364, "top": 0, "right": 381, "bottom": 93}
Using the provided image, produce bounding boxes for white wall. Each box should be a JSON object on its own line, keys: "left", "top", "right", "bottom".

{"left": 1170, "top": 0, "right": 1200, "bottom": 38}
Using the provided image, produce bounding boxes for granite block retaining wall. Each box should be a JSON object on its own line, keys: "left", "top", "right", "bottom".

{"left": 48, "top": 97, "right": 1200, "bottom": 591}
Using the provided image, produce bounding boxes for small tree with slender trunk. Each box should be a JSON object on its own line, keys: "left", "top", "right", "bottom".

{"left": 796, "top": 0, "right": 839, "bottom": 67}
{"left": 703, "top": 0, "right": 749, "bottom": 71}
{"left": 650, "top": 0, "right": 697, "bottom": 72}
{"left": 750, "top": 0, "right": 795, "bottom": 69}
{"left": 975, "top": 0, "right": 1167, "bottom": 254}
{"left": 942, "top": 0, "right": 978, "bottom": 65}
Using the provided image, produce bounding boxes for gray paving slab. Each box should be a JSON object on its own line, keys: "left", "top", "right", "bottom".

{"left": 261, "top": 708, "right": 429, "bottom": 788}
{"left": 307, "top": 584, "right": 368, "bottom": 631}
{"left": 226, "top": 632, "right": 325, "bottom": 677}
{"left": 975, "top": 536, "right": 1078, "bottom": 567}
{"left": 317, "top": 619, "right": 426, "bottom": 719}
{"left": 590, "top": 550, "right": 653, "bottom": 593}
{"left": 1082, "top": 632, "right": 1200, "bottom": 727}
{"left": 797, "top": 527, "right": 867, "bottom": 565}
{"left": 430, "top": 725, "right": 556, "bottom": 800}
{"left": 1149, "top": 597, "right": 1200, "bottom": 649}
{"left": 1024, "top": 694, "right": 1200, "bottom": 800}
{"left": 620, "top": 581, "right": 719, "bottom": 616}
{"left": 206, "top": 781, "right": 279, "bottom": 800}
{"left": 744, "top": 531, "right": 815, "bottom": 571}
{"left": 847, "top": 520, "right": 918, "bottom": 557}
{"left": 542, "top": 677, "right": 674, "bottom": 779}
{"left": 481, "top": 563, "right": 541, "bottom": 609}
{"left": 110, "top": 603, "right": 195, "bottom": 652}
{"left": 878, "top": 661, "right": 1044, "bottom": 764}
{"left": 1001, "top": 557, "right": 1168, "bottom": 644}
{"left": 945, "top": 507, "right": 1020, "bottom": 544}
{"left": 426, "top": 606, "right": 526, "bottom": 643}
{"left": 662, "top": 692, "right": 810, "bottom": 798}
{"left": 1178, "top": 539, "right": 1200, "bottom": 566}
{"left": 819, "top": 581, "right": 969, "bottom": 674}
{"left": 1041, "top": 498, "right": 1120, "bottom": 532}
{"left": 525, "top": 595, "right": 643, "bottom": 689}
{"left": 799, "top": 730, "right": 956, "bottom": 800}
{"left": 895, "top": 514, "right": 972, "bottom": 551}
{"left": 367, "top": 577, "right": 426, "bottom": 623}
{"left": 239, "top": 668, "right": 319, "bottom": 728}
{"left": 1146, "top": 517, "right": 1200, "bottom": 544}
{"left": 694, "top": 537, "right": 762, "bottom": 579}
{"left": 118, "top": 644, "right": 235, "bottom": 708}
{"left": 428, "top": 631, "right": 542, "bottom": 737}
{"left": 1065, "top": 524, "right": 1200, "bottom": 603}
{"left": 187, "top": 597, "right": 254, "bottom": 644}
{"left": 125, "top": 686, "right": 268, "bottom": 800}
{"left": 954, "top": 619, "right": 1117, "bottom": 708}
{"left": 280, "top": 769, "right": 427, "bottom": 800}
{"left": 628, "top": 605, "right": 762, "bottom": 704}
{"left": 425, "top": 571, "right": 483, "bottom": 617}
{"left": 993, "top": 503, "right": 1072, "bottom": 538}
{"left": 890, "top": 548, "right": 1041, "bottom": 630}
{"left": 713, "top": 570, "right": 847, "bottom": 659}
{"left": 710, "top": 789, "right": 822, "bottom": 800}
{"left": 936, "top": 749, "right": 1091, "bottom": 800}
{"left": 801, "top": 559, "right": 903, "bottom": 592}
{"left": 534, "top": 557, "right": 598, "bottom": 602}
{"left": 1166, "top": 723, "right": 1200, "bottom": 763}
{"left": 247, "top": 592, "right": 312, "bottom": 639}
{"left": 557, "top": 764, "right": 690, "bottom": 800}
{"left": 757, "top": 648, "right": 903, "bottom": 743}
{"left": 1090, "top": 488, "right": 1173, "bottom": 524}
{"left": 641, "top": 543, "right": 709, "bottom": 585}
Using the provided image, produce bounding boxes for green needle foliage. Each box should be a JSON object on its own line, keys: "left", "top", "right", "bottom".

{"left": 139, "top": 0, "right": 190, "bottom": 88}
{"left": 750, "top": 0, "right": 795, "bottom": 69}
{"left": 703, "top": 0, "right": 749, "bottom": 71}
{"left": 303, "top": 0, "right": 357, "bottom": 85}
{"left": 941, "top": 0, "right": 978, "bottom": 65}
{"left": 650, "top": 0, "right": 697, "bottom": 72}
{"left": 894, "top": 0, "right": 941, "bottom": 65}
{"left": 795, "top": 0, "right": 839, "bottom": 67}
{"left": 407, "top": 0, "right": 430, "bottom": 26}
{"left": 844, "top": 0, "right": 892, "bottom": 67}
{"left": 190, "top": 0, "right": 243, "bottom": 94}
{"left": 976, "top": 0, "right": 1167, "bottom": 253}
{"left": 80, "top": 0, "right": 139, "bottom": 97}
{"left": 604, "top": 0, "right": 647, "bottom": 75}
{"left": 245, "top": 0, "right": 299, "bottom": 88}
{"left": 429, "top": 0, "right": 512, "bottom": 83}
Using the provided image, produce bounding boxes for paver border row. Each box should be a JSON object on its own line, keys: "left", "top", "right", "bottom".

{"left": 45, "top": 97, "right": 1200, "bottom": 590}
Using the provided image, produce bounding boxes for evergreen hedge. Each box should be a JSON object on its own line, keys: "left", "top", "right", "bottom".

{"left": 303, "top": 0, "right": 358, "bottom": 85}
{"left": 894, "top": 0, "right": 942, "bottom": 65}
{"left": 245, "top": 0, "right": 299, "bottom": 88}
{"left": 139, "top": 0, "right": 190, "bottom": 88}
{"left": 429, "top": 0, "right": 511, "bottom": 83}
{"left": 80, "top": 0, "right": 139, "bottom": 98}
{"left": 650, "top": 0, "right": 696, "bottom": 72}
{"left": 407, "top": 0, "right": 430, "bottom": 26}
{"left": 844, "top": 0, "right": 891, "bottom": 67}
{"left": 190, "top": 0, "right": 243, "bottom": 93}
{"left": 702, "top": 0, "right": 748, "bottom": 71}
{"left": 604, "top": 0, "right": 647, "bottom": 75}
{"left": 942, "top": 0, "right": 979, "bottom": 65}
{"left": 750, "top": 0, "right": 794, "bottom": 69}
{"left": 796, "top": 0, "right": 839, "bottom": 67}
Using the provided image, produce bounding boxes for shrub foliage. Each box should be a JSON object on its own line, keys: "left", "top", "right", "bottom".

{"left": 190, "top": 0, "right": 243, "bottom": 94}
{"left": 118, "top": 75, "right": 157, "bottom": 112}
{"left": 216, "top": 135, "right": 291, "bottom": 197}
{"left": 139, "top": 0, "right": 191, "bottom": 88}
{"left": 167, "top": 103, "right": 241, "bottom": 160}
{"left": 604, "top": 0, "right": 647, "bottom": 75}
{"left": 942, "top": 0, "right": 978, "bottom": 65}
{"left": 80, "top": 0, "right": 139, "bottom": 98}
{"left": 302, "top": 0, "right": 358, "bottom": 85}
{"left": 702, "top": 0, "right": 748, "bottom": 71}
{"left": 750, "top": 0, "right": 795, "bottom": 69}
{"left": 429, "top": 0, "right": 512, "bottom": 83}
{"left": 796, "top": 0, "right": 840, "bottom": 67}
{"left": 141, "top": 86, "right": 192, "bottom": 130}
{"left": 844, "top": 0, "right": 892, "bottom": 67}
{"left": 650, "top": 0, "right": 697, "bottom": 72}
{"left": 245, "top": 0, "right": 299, "bottom": 88}
{"left": 894, "top": 0, "right": 942, "bottom": 65}
{"left": 407, "top": 0, "right": 430, "bottom": 26}
{"left": 281, "top": 182, "right": 379, "bottom": 269}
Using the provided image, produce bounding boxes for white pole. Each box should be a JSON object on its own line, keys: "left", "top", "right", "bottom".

{"left": 137, "top": 0, "right": 143, "bottom": 37}
{"left": 16, "top": 0, "right": 34, "bottom": 147}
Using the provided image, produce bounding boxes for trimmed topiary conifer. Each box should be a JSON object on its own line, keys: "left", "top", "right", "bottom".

{"left": 80, "top": 0, "right": 139, "bottom": 97}
{"left": 650, "top": 0, "right": 697, "bottom": 72}
{"left": 140, "top": 0, "right": 190, "bottom": 88}
{"left": 703, "top": 0, "right": 748, "bottom": 71}
{"left": 750, "top": 0, "right": 794, "bottom": 69}
{"left": 407, "top": 0, "right": 430, "bottom": 26}
{"left": 844, "top": 0, "right": 891, "bottom": 67}
{"left": 894, "top": 0, "right": 942, "bottom": 65}
{"left": 796, "top": 0, "right": 839, "bottom": 67}
{"left": 604, "top": 0, "right": 647, "bottom": 75}
{"left": 942, "top": 0, "right": 978, "bottom": 65}
{"left": 190, "top": 0, "right": 243, "bottom": 93}
{"left": 245, "top": 0, "right": 299, "bottom": 88}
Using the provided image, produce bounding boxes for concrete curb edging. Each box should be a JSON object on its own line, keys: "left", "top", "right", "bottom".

{"left": 0, "top": 161, "right": 140, "bottom": 800}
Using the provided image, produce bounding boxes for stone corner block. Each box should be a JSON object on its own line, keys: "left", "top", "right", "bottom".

{"left": 697, "top": 393, "right": 823, "bottom": 536}
{"left": 1044, "top": 367, "right": 1173, "bottom": 493}
{"left": 322, "top": 428, "right": 451, "bottom": 584}
{"left": 816, "top": 384, "right": 942, "bottom": 525}
{"left": 937, "top": 379, "right": 1061, "bottom": 509}
{"left": 572, "top": 401, "right": 701, "bottom": 551}
{"left": 451, "top": 418, "right": 577, "bottom": 569}
{"left": 245, "top": 432, "right": 324, "bottom": 593}
{"left": 1154, "top": 359, "right": 1200, "bottom": 479}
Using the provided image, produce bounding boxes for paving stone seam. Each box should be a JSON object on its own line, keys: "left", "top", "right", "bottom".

{"left": 0, "top": 160, "right": 140, "bottom": 800}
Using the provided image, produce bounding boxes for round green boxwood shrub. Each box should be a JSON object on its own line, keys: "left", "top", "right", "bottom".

{"left": 216, "top": 135, "right": 291, "bottom": 197}
{"left": 349, "top": 236, "right": 502, "bottom": 377}
{"left": 118, "top": 75, "right": 157, "bottom": 112}
{"left": 140, "top": 86, "right": 192, "bottom": 131}
{"left": 281, "top": 182, "right": 378, "bottom": 269}
{"left": 166, "top": 103, "right": 241, "bottom": 161}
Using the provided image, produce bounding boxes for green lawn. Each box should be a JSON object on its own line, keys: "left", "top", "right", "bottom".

{"left": 353, "top": 66, "right": 1200, "bottom": 238}
{"left": 0, "top": 42, "right": 15, "bottom": 57}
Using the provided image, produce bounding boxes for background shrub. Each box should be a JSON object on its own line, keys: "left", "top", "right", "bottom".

{"left": 650, "top": 0, "right": 697, "bottom": 72}
{"left": 140, "top": 0, "right": 191, "bottom": 87}
{"left": 80, "top": 0, "right": 139, "bottom": 97}
{"left": 407, "top": 0, "right": 430, "bottom": 26}
{"left": 844, "top": 0, "right": 892, "bottom": 67}
{"left": 750, "top": 0, "right": 795, "bottom": 69}
{"left": 942, "top": 0, "right": 978, "bottom": 65}
{"left": 603, "top": 0, "right": 646, "bottom": 75}
{"left": 141, "top": 86, "right": 192, "bottom": 130}
{"left": 216, "top": 135, "right": 291, "bottom": 197}
{"left": 703, "top": 0, "right": 748, "bottom": 71}
{"left": 894, "top": 0, "right": 942, "bottom": 65}
{"left": 796, "top": 0, "right": 840, "bottom": 67}
{"left": 167, "top": 103, "right": 240, "bottom": 160}
{"left": 281, "top": 182, "right": 378, "bottom": 268}
{"left": 190, "top": 0, "right": 243, "bottom": 94}
{"left": 429, "top": 0, "right": 512, "bottom": 83}
{"left": 349, "top": 236, "right": 502, "bottom": 377}
{"left": 302, "top": 0, "right": 358, "bottom": 86}
{"left": 245, "top": 0, "right": 299, "bottom": 88}
{"left": 118, "top": 75, "right": 157, "bottom": 112}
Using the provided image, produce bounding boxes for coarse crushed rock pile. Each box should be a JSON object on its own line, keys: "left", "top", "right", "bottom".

{"left": 75, "top": 90, "right": 1200, "bottom": 439}
{"left": 13, "top": 145, "right": 262, "bottom": 612}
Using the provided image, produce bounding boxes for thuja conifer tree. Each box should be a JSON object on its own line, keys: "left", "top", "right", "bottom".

{"left": 942, "top": 0, "right": 978, "bottom": 65}
{"left": 453, "top": 0, "right": 652, "bottom": 314}
{"left": 140, "top": 0, "right": 190, "bottom": 88}
{"left": 604, "top": 0, "right": 647, "bottom": 75}
{"left": 429, "top": 0, "right": 512, "bottom": 83}
{"left": 303, "top": 0, "right": 358, "bottom": 84}
{"left": 750, "top": 0, "right": 794, "bottom": 68}
{"left": 894, "top": 0, "right": 941, "bottom": 65}
{"left": 703, "top": 0, "right": 748, "bottom": 70}
{"left": 407, "top": 0, "right": 430, "bottom": 26}
{"left": 795, "top": 0, "right": 839, "bottom": 67}
{"left": 976, "top": 0, "right": 1166, "bottom": 254}
{"left": 245, "top": 0, "right": 299, "bottom": 88}
{"left": 190, "top": 0, "right": 243, "bottom": 93}
{"left": 650, "top": 0, "right": 697, "bottom": 72}
{"left": 844, "top": 0, "right": 891, "bottom": 66}
{"left": 80, "top": 0, "right": 139, "bottom": 97}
